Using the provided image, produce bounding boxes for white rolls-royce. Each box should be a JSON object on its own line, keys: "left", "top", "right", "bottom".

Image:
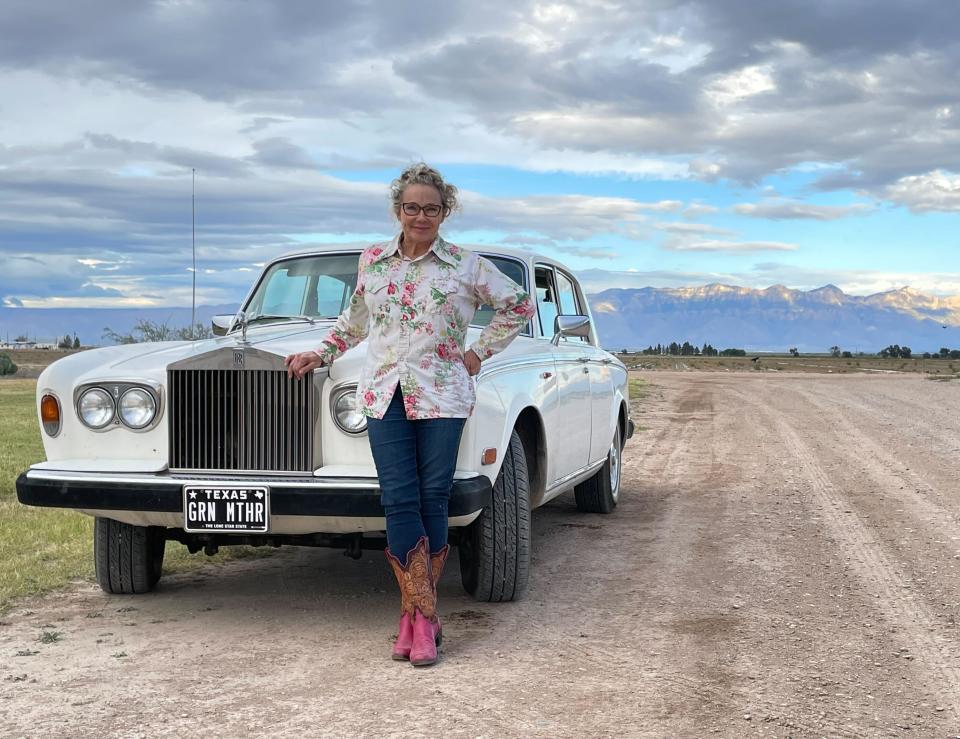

{"left": 17, "top": 245, "right": 633, "bottom": 601}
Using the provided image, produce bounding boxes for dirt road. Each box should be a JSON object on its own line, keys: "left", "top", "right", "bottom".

{"left": 2, "top": 373, "right": 959, "bottom": 738}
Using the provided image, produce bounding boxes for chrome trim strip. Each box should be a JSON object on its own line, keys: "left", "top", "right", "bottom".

{"left": 477, "top": 356, "right": 555, "bottom": 381}
{"left": 544, "top": 458, "right": 605, "bottom": 493}
{"left": 25, "top": 468, "right": 488, "bottom": 490}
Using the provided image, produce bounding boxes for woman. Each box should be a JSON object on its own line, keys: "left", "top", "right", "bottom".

{"left": 285, "top": 163, "right": 534, "bottom": 666}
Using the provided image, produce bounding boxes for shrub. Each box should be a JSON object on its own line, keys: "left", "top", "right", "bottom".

{"left": 0, "top": 353, "right": 17, "bottom": 376}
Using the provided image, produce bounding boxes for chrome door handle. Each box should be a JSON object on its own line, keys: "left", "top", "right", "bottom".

{"left": 601, "top": 358, "right": 612, "bottom": 364}
{"left": 576, "top": 357, "right": 590, "bottom": 363}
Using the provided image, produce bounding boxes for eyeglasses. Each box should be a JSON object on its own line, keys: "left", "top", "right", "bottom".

{"left": 401, "top": 202, "right": 444, "bottom": 218}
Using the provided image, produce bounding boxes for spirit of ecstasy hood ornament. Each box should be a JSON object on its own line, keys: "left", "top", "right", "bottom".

{"left": 235, "top": 310, "right": 250, "bottom": 344}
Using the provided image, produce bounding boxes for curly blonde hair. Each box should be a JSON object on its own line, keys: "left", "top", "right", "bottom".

{"left": 389, "top": 162, "right": 460, "bottom": 217}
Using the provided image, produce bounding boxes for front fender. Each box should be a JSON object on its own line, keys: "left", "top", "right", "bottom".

{"left": 464, "top": 356, "right": 555, "bottom": 485}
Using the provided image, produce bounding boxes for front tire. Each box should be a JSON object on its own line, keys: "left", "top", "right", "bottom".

{"left": 459, "top": 429, "right": 531, "bottom": 602}
{"left": 574, "top": 424, "right": 621, "bottom": 514}
{"left": 94, "top": 517, "right": 165, "bottom": 594}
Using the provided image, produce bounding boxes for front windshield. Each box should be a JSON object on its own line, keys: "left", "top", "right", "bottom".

{"left": 243, "top": 252, "right": 529, "bottom": 328}
{"left": 245, "top": 254, "right": 361, "bottom": 320}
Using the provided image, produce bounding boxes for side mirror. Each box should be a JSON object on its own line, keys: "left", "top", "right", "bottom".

{"left": 551, "top": 314, "right": 591, "bottom": 346}
{"left": 211, "top": 314, "right": 234, "bottom": 336}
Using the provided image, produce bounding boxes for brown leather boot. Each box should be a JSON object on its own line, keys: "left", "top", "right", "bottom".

{"left": 431, "top": 544, "right": 450, "bottom": 587}
{"left": 429, "top": 544, "right": 450, "bottom": 647}
{"left": 385, "top": 537, "right": 439, "bottom": 665}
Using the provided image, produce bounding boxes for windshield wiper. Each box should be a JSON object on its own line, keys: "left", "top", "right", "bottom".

{"left": 244, "top": 314, "right": 317, "bottom": 326}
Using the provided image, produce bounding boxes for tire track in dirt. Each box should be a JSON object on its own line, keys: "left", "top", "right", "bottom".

{"left": 792, "top": 382, "right": 960, "bottom": 543}
{"left": 797, "top": 378, "right": 960, "bottom": 510}
{"left": 617, "top": 378, "right": 855, "bottom": 736}
{"left": 734, "top": 383, "right": 960, "bottom": 725}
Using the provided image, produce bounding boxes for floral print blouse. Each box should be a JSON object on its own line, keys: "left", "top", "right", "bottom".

{"left": 314, "top": 235, "right": 536, "bottom": 420}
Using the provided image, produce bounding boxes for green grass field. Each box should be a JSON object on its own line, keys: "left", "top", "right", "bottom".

{"left": 0, "top": 379, "right": 270, "bottom": 612}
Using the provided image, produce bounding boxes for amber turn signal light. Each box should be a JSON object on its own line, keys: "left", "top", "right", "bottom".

{"left": 40, "top": 394, "right": 61, "bottom": 436}
{"left": 481, "top": 448, "right": 497, "bottom": 465}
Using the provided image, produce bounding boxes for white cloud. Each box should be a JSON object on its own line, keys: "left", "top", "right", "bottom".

{"left": 885, "top": 170, "right": 960, "bottom": 213}
{"left": 663, "top": 239, "right": 799, "bottom": 253}
{"left": 655, "top": 221, "right": 734, "bottom": 236}
{"left": 682, "top": 203, "right": 719, "bottom": 218}
{"left": 706, "top": 65, "right": 776, "bottom": 106}
{"left": 733, "top": 199, "right": 873, "bottom": 220}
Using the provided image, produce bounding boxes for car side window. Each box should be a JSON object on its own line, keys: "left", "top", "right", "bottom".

{"left": 535, "top": 266, "right": 559, "bottom": 338}
{"left": 313, "top": 273, "right": 357, "bottom": 318}
{"left": 471, "top": 256, "right": 532, "bottom": 336}
{"left": 556, "top": 272, "right": 580, "bottom": 314}
{"left": 555, "top": 271, "right": 588, "bottom": 343}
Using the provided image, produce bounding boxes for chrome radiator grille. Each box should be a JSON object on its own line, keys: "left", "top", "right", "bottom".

{"left": 168, "top": 369, "right": 315, "bottom": 472}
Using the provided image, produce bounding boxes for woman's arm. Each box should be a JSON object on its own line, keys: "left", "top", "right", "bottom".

{"left": 286, "top": 254, "right": 372, "bottom": 379}
{"left": 467, "top": 256, "right": 536, "bottom": 363}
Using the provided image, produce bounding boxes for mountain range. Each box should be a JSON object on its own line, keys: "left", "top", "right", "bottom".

{"left": 588, "top": 284, "right": 960, "bottom": 353}
{"left": 2, "top": 285, "right": 959, "bottom": 354}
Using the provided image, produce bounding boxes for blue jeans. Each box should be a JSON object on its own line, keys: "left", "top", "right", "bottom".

{"left": 366, "top": 387, "right": 466, "bottom": 564}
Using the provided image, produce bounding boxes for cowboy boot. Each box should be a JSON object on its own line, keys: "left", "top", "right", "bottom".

{"left": 385, "top": 545, "right": 416, "bottom": 661}
{"left": 404, "top": 537, "right": 441, "bottom": 666}
{"left": 385, "top": 537, "right": 439, "bottom": 663}
{"left": 429, "top": 544, "right": 450, "bottom": 647}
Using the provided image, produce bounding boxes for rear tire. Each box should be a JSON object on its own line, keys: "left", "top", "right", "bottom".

{"left": 459, "top": 429, "right": 530, "bottom": 602}
{"left": 94, "top": 517, "right": 165, "bottom": 594}
{"left": 574, "top": 425, "right": 621, "bottom": 514}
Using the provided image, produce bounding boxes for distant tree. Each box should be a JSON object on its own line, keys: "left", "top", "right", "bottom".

{"left": 719, "top": 348, "right": 747, "bottom": 357}
{"left": 680, "top": 341, "right": 695, "bottom": 356}
{"left": 103, "top": 319, "right": 213, "bottom": 344}
{"left": 14, "top": 335, "right": 28, "bottom": 343}
{"left": 57, "top": 334, "right": 73, "bottom": 349}
{"left": 73, "top": 335, "right": 81, "bottom": 349}
{"left": 789, "top": 347, "right": 799, "bottom": 357}
{"left": 922, "top": 352, "right": 932, "bottom": 359}
{"left": 940, "top": 347, "right": 951, "bottom": 359}
{"left": 951, "top": 350, "right": 960, "bottom": 360}
{"left": 829, "top": 345, "right": 841, "bottom": 358}
{"left": 668, "top": 341, "right": 680, "bottom": 356}
{"left": 879, "top": 344, "right": 914, "bottom": 359}
{"left": 841, "top": 351, "right": 853, "bottom": 358}
{"left": 0, "top": 353, "right": 17, "bottom": 376}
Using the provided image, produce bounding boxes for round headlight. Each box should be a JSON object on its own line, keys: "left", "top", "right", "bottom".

{"left": 333, "top": 388, "right": 367, "bottom": 434}
{"left": 118, "top": 387, "right": 157, "bottom": 429}
{"left": 78, "top": 388, "right": 115, "bottom": 429}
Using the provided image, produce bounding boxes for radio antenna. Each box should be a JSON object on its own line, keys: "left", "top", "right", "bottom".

{"left": 191, "top": 167, "right": 196, "bottom": 340}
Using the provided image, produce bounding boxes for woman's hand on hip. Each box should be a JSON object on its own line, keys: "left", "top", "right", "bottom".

{"left": 285, "top": 351, "right": 325, "bottom": 379}
{"left": 464, "top": 349, "right": 482, "bottom": 377}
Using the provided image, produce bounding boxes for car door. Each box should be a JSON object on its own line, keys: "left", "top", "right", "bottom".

{"left": 555, "top": 269, "right": 616, "bottom": 464}
{"left": 535, "top": 265, "right": 592, "bottom": 481}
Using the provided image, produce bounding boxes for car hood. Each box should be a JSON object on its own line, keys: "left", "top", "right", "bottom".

{"left": 38, "top": 321, "right": 360, "bottom": 389}
{"left": 37, "top": 320, "right": 488, "bottom": 390}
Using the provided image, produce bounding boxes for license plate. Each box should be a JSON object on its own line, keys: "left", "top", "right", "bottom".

{"left": 183, "top": 485, "right": 269, "bottom": 533}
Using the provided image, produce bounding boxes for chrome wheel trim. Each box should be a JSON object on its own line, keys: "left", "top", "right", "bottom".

{"left": 609, "top": 429, "right": 621, "bottom": 501}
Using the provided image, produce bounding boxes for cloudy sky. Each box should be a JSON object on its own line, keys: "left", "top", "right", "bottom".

{"left": 2, "top": 0, "right": 959, "bottom": 310}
